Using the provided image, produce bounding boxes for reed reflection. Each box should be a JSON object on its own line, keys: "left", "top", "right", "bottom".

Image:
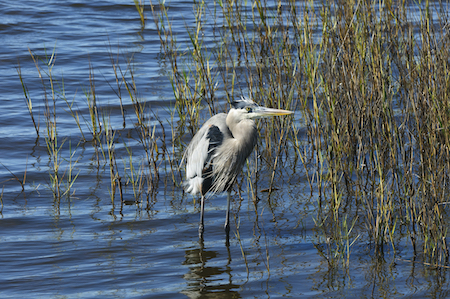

{"left": 181, "top": 239, "right": 241, "bottom": 298}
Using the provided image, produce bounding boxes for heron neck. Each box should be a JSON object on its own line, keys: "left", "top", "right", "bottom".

{"left": 227, "top": 118, "right": 258, "bottom": 153}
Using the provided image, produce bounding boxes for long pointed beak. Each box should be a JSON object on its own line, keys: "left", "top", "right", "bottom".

{"left": 252, "top": 106, "right": 294, "bottom": 118}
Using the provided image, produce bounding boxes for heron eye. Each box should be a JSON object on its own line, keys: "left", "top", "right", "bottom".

{"left": 246, "top": 107, "right": 252, "bottom": 113}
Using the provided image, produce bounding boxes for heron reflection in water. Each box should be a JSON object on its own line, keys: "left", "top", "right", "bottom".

{"left": 183, "top": 97, "right": 293, "bottom": 239}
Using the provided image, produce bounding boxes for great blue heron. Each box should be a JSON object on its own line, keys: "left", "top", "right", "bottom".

{"left": 183, "top": 97, "right": 293, "bottom": 239}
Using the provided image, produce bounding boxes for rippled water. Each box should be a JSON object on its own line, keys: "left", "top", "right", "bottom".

{"left": 1, "top": 1, "right": 449, "bottom": 298}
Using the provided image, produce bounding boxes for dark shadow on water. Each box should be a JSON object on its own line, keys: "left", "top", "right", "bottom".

{"left": 181, "top": 239, "right": 241, "bottom": 298}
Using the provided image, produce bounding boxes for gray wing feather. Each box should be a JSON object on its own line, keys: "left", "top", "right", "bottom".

{"left": 183, "top": 113, "right": 229, "bottom": 195}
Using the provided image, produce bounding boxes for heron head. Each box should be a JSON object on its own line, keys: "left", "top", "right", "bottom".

{"left": 230, "top": 96, "right": 293, "bottom": 120}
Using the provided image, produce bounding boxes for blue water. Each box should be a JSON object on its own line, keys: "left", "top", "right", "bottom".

{"left": 0, "top": 0, "right": 449, "bottom": 298}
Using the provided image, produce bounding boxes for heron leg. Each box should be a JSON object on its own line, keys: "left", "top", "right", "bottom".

{"left": 199, "top": 194, "right": 205, "bottom": 239}
{"left": 224, "top": 191, "right": 231, "bottom": 239}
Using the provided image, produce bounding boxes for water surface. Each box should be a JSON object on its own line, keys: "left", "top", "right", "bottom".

{"left": 0, "top": 1, "right": 449, "bottom": 298}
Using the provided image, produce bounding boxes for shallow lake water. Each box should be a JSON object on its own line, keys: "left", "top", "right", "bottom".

{"left": 1, "top": 1, "right": 449, "bottom": 298}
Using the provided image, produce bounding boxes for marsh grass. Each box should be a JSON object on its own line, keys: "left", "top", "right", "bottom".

{"left": 0, "top": 162, "right": 26, "bottom": 193}
{"left": 17, "top": 61, "right": 39, "bottom": 137}
{"left": 151, "top": 0, "right": 450, "bottom": 268}
{"left": 14, "top": 0, "right": 450, "bottom": 273}
{"left": 134, "top": 0, "right": 146, "bottom": 28}
{"left": 23, "top": 46, "right": 83, "bottom": 201}
{"left": 17, "top": 44, "right": 176, "bottom": 207}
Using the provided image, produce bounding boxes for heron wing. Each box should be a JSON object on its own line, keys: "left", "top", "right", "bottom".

{"left": 183, "top": 113, "right": 229, "bottom": 195}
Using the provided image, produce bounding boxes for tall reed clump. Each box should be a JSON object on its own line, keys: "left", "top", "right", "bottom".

{"left": 23, "top": 47, "right": 80, "bottom": 203}
{"left": 151, "top": 0, "right": 449, "bottom": 267}
{"left": 316, "top": 0, "right": 450, "bottom": 266}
